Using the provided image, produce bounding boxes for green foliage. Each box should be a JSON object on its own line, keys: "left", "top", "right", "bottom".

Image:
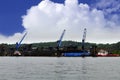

{"left": 1, "top": 41, "right": 120, "bottom": 54}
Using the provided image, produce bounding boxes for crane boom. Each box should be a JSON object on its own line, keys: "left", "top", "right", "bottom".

{"left": 57, "top": 29, "right": 66, "bottom": 48}
{"left": 82, "top": 28, "right": 87, "bottom": 50}
{"left": 16, "top": 32, "right": 27, "bottom": 50}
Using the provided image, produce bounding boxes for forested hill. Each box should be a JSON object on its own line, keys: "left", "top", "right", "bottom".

{"left": 24, "top": 41, "right": 120, "bottom": 54}
{"left": 1, "top": 41, "right": 120, "bottom": 54}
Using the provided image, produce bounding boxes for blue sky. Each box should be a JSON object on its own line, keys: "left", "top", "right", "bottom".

{"left": 0, "top": 0, "right": 120, "bottom": 43}
{"left": 0, "top": 0, "right": 41, "bottom": 36}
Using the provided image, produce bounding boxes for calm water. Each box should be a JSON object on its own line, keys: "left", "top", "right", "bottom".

{"left": 0, "top": 57, "right": 120, "bottom": 80}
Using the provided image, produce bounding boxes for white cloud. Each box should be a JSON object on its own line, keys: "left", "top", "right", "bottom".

{"left": 0, "top": 32, "right": 26, "bottom": 44}
{"left": 0, "top": 0, "right": 120, "bottom": 44}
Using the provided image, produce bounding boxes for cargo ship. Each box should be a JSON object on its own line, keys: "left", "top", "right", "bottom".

{"left": 12, "top": 28, "right": 91, "bottom": 57}
{"left": 57, "top": 28, "right": 91, "bottom": 57}
{"left": 62, "top": 50, "right": 90, "bottom": 57}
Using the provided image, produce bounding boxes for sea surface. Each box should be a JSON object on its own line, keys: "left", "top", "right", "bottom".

{"left": 0, "top": 57, "right": 120, "bottom": 80}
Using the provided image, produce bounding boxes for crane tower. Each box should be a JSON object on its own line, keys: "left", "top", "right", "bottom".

{"left": 81, "top": 28, "right": 87, "bottom": 51}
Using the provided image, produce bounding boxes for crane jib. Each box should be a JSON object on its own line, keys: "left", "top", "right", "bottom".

{"left": 58, "top": 29, "right": 66, "bottom": 47}
{"left": 16, "top": 32, "right": 27, "bottom": 50}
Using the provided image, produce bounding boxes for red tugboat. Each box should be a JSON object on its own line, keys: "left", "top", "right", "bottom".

{"left": 97, "top": 49, "right": 119, "bottom": 57}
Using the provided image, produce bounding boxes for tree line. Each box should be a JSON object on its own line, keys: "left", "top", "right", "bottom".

{"left": 0, "top": 41, "right": 120, "bottom": 56}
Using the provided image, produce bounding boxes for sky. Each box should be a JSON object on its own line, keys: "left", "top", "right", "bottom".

{"left": 0, "top": 0, "right": 120, "bottom": 44}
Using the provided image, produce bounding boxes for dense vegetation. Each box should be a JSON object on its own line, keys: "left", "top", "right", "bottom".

{"left": 26, "top": 41, "right": 120, "bottom": 54}
{"left": 0, "top": 41, "right": 120, "bottom": 56}
{"left": 31, "top": 41, "right": 120, "bottom": 54}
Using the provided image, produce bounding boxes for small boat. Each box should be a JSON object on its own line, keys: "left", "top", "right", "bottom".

{"left": 13, "top": 50, "right": 22, "bottom": 56}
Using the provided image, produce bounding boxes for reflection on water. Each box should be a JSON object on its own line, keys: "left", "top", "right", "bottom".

{"left": 0, "top": 57, "right": 120, "bottom": 80}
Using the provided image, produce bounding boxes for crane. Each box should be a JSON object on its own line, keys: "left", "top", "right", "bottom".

{"left": 81, "top": 28, "right": 87, "bottom": 51}
{"left": 57, "top": 29, "right": 66, "bottom": 48}
{"left": 15, "top": 32, "right": 27, "bottom": 50}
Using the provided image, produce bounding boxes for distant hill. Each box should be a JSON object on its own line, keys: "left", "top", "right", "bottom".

{"left": 1, "top": 41, "right": 120, "bottom": 54}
